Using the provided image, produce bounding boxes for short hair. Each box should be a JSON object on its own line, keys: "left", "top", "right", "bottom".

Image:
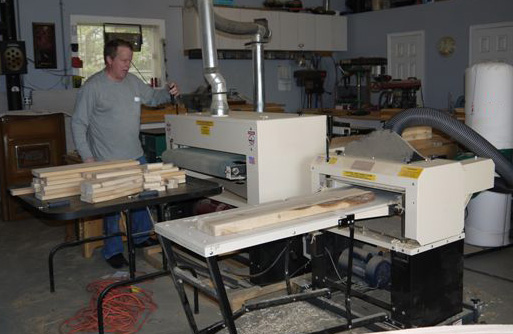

{"left": 103, "top": 39, "right": 133, "bottom": 64}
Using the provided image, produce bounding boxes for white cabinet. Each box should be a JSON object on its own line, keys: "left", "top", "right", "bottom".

{"left": 182, "top": 7, "right": 348, "bottom": 52}
{"left": 279, "top": 12, "right": 316, "bottom": 51}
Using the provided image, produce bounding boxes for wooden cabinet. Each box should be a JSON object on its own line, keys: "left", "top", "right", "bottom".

{"left": 0, "top": 113, "right": 66, "bottom": 221}
{"left": 182, "top": 7, "right": 348, "bottom": 52}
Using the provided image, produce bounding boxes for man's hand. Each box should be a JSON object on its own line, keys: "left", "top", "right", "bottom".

{"left": 167, "top": 82, "right": 180, "bottom": 98}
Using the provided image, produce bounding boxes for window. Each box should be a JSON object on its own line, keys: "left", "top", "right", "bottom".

{"left": 71, "top": 16, "right": 165, "bottom": 86}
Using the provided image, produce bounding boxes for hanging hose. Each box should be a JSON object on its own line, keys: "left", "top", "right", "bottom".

{"left": 384, "top": 107, "right": 513, "bottom": 188}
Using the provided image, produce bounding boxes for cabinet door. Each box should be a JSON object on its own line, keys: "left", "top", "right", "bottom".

{"left": 279, "top": 12, "right": 315, "bottom": 51}
{"left": 315, "top": 15, "right": 331, "bottom": 51}
{"left": 298, "top": 13, "right": 316, "bottom": 50}
{"left": 332, "top": 16, "right": 348, "bottom": 51}
{"left": 279, "top": 12, "right": 299, "bottom": 51}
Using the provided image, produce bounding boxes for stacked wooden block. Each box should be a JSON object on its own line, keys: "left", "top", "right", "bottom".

{"left": 80, "top": 164, "right": 144, "bottom": 203}
{"left": 142, "top": 162, "right": 186, "bottom": 191}
{"left": 21, "top": 160, "right": 187, "bottom": 203}
{"left": 31, "top": 160, "right": 141, "bottom": 201}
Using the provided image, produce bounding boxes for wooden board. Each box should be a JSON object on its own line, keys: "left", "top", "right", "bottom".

{"left": 10, "top": 186, "right": 34, "bottom": 196}
{"left": 402, "top": 126, "right": 432, "bottom": 141}
{"left": 197, "top": 188, "right": 375, "bottom": 236}
{"left": 32, "top": 160, "right": 140, "bottom": 178}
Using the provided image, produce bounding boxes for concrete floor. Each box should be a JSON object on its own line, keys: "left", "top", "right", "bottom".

{"left": 0, "top": 217, "right": 512, "bottom": 334}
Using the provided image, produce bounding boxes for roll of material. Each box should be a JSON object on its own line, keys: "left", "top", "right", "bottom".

{"left": 465, "top": 62, "right": 513, "bottom": 149}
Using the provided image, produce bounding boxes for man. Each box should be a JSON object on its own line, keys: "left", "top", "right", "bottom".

{"left": 72, "top": 39, "right": 180, "bottom": 268}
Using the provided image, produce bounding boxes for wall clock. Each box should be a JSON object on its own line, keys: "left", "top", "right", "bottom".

{"left": 437, "top": 36, "right": 456, "bottom": 57}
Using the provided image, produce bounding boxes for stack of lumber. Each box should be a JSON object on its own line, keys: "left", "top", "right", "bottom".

{"left": 142, "top": 162, "right": 186, "bottom": 191}
{"left": 402, "top": 126, "right": 459, "bottom": 159}
{"left": 80, "top": 164, "right": 145, "bottom": 203}
{"left": 31, "top": 160, "right": 140, "bottom": 201}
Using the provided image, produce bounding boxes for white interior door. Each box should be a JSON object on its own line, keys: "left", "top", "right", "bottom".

{"left": 470, "top": 21, "right": 513, "bottom": 65}
{"left": 387, "top": 30, "right": 425, "bottom": 80}
{"left": 387, "top": 31, "right": 425, "bottom": 106}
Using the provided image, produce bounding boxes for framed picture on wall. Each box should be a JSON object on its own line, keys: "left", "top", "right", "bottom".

{"left": 32, "top": 22, "right": 57, "bottom": 69}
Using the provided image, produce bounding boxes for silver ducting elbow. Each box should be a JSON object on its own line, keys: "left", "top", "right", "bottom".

{"left": 196, "top": 0, "right": 229, "bottom": 116}
{"left": 204, "top": 70, "right": 229, "bottom": 117}
{"left": 194, "top": 0, "right": 270, "bottom": 115}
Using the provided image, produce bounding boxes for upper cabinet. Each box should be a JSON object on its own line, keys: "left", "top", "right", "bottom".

{"left": 182, "top": 7, "right": 348, "bottom": 52}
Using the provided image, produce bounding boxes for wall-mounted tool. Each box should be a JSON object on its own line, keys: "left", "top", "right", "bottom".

{"left": 0, "top": 41, "right": 28, "bottom": 75}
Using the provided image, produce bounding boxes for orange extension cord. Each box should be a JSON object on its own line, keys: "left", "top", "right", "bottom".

{"left": 60, "top": 279, "right": 157, "bottom": 333}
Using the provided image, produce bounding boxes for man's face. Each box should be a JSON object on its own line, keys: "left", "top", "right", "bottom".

{"left": 106, "top": 46, "right": 133, "bottom": 81}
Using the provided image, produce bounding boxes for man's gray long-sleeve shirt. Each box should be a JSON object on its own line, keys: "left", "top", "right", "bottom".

{"left": 71, "top": 70, "right": 172, "bottom": 161}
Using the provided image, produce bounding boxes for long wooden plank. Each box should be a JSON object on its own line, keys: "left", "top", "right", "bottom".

{"left": 197, "top": 188, "right": 375, "bottom": 236}
{"left": 81, "top": 186, "right": 143, "bottom": 203}
{"left": 82, "top": 180, "right": 143, "bottom": 196}
{"left": 41, "top": 173, "right": 83, "bottom": 183}
{"left": 41, "top": 186, "right": 81, "bottom": 196}
{"left": 42, "top": 181, "right": 83, "bottom": 191}
{"left": 36, "top": 190, "right": 81, "bottom": 200}
{"left": 85, "top": 167, "right": 143, "bottom": 180}
{"left": 32, "top": 160, "right": 140, "bottom": 178}
{"left": 10, "top": 186, "right": 35, "bottom": 196}
{"left": 42, "top": 176, "right": 84, "bottom": 186}
{"left": 81, "top": 175, "right": 143, "bottom": 192}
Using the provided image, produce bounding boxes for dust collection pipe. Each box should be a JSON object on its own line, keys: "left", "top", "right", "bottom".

{"left": 384, "top": 107, "right": 513, "bottom": 188}
{"left": 194, "top": 0, "right": 269, "bottom": 114}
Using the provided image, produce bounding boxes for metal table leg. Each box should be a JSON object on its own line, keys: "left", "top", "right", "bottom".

{"left": 161, "top": 237, "right": 200, "bottom": 333}
{"left": 124, "top": 208, "right": 136, "bottom": 280}
{"left": 48, "top": 232, "right": 124, "bottom": 292}
{"left": 206, "top": 256, "right": 237, "bottom": 334}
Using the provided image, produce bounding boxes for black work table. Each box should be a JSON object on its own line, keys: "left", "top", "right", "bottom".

{"left": 18, "top": 176, "right": 222, "bottom": 221}
{"left": 16, "top": 176, "right": 222, "bottom": 334}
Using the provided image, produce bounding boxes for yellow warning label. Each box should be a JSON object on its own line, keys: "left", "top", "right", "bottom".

{"left": 200, "top": 126, "right": 211, "bottom": 135}
{"left": 343, "top": 171, "right": 376, "bottom": 181}
{"left": 328, "top": 157, "right": 337, "bottom": 164}
{"left": 196, "top": 120, "right": 214, "bottom": 127}
{"left": 196, "top": 120, "right": 214, "bottom": 135}
{"left": 398, "top": 166, "right": 423, "bottom": 179}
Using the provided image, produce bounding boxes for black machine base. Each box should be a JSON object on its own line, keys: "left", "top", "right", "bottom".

{"left": 311, "top": 231, "right": 464, "bottom": 328}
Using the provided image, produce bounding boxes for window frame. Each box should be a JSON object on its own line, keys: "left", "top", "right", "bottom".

{"left": 70, "top": 15, "right": 166, "bottom": 85}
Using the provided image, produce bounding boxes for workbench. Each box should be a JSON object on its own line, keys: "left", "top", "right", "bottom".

{"left": 16, "top": 177, "right": 222, "bottom": 334}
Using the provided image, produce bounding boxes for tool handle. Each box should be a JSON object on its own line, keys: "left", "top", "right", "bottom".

{"left": 46, "top": 199, "right": 71, "bottom": 208}
{"left": 138, "top": 190, "right": 159, "bottom": 199}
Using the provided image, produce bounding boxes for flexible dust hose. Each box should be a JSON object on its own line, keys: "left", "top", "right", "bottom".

{"left": 384, "top": 107, "right": 513, "bottom": 188}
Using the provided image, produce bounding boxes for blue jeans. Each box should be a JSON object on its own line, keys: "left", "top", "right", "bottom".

{"left": 102, "top": 156, "right": 152, "bottom": 260}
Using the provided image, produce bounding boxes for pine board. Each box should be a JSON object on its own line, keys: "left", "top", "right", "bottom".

{"left": 197, "top": 188, "right": 375, "bottom": 236}
{"left": 32, "top": 160, "right": 140, "bottom": 178}
{"left": 10, "top": 186, "right": 35, "bottom": 196}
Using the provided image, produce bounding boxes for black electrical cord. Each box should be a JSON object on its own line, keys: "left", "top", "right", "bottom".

{"left": 222, "top": 247, "right": 287, "bottom": 278}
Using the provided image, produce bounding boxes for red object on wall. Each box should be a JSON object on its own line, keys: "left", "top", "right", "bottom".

{"left": 71, "top": 56, "right": 83, "bottom": 68}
